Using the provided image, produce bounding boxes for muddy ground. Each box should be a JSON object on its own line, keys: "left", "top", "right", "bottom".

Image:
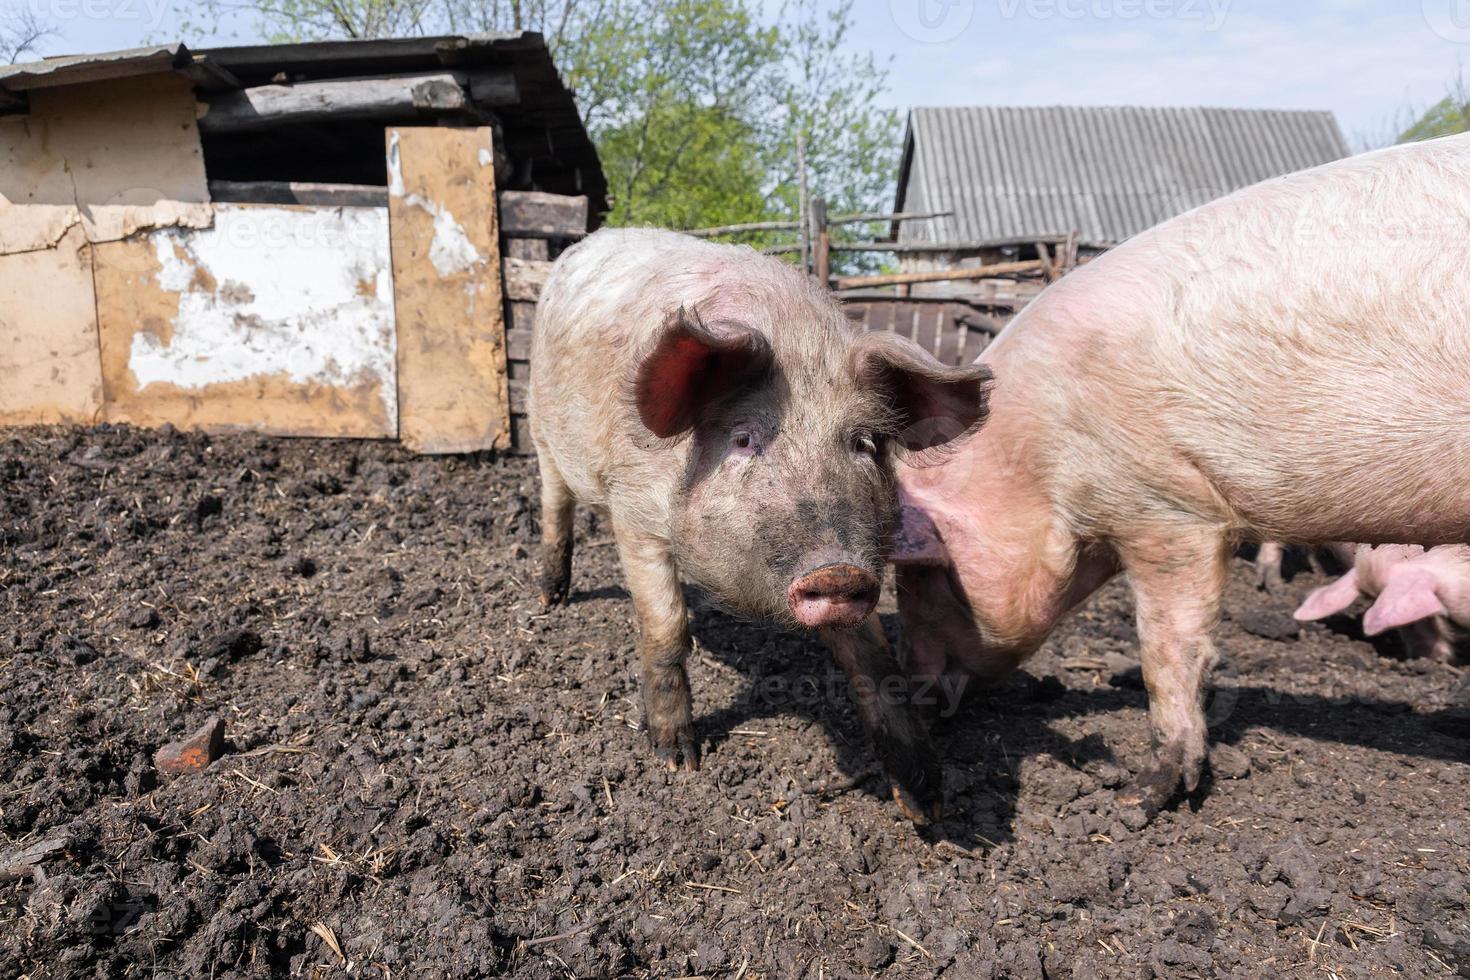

{"left": 0, "top": 424, "right": 1467, "bottom": 979}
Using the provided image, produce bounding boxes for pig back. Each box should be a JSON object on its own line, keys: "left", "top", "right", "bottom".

{"left": 1006, "top": 134, "right": 1470, "bottom": 545}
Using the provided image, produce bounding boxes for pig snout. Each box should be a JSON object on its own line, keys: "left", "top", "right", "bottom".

{"left": 787, "top": 562, "right": 880, "bottom": 628}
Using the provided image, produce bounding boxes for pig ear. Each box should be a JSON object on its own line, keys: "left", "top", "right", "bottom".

{"left": 851, "top": 331, "right": 994, "bottom": 452}
{"left": 1361, "top": 571, "right": 1446, "bottom": 636}
{"left": 892, "top": 499, "right": 948, "bottom": 566}
{"left": 1293, "top": 569, "right": 1362, "bottom": 622}
{"left": 633, "top": 306, "right": 773, "bottom": 438}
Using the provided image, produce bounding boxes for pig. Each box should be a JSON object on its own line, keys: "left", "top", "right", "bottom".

{"left": 528, "top": 228, "right": 992, "bottom": 822}
{"left": 889, "top": 132, "right": 1470, "bottom": 818}
{"left": 1294, "top": 543, "right": 1470, "bottom": 663}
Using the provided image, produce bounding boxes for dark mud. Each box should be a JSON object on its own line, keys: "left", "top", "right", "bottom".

{"left": 1, "top": 424, "right": 1467, "bottom": 978}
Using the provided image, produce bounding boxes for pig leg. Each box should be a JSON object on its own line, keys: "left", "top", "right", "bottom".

{"left": 537, "top": 458, "right": 575, "bottom": 608}
{"left": 823, "top": 615, "right": 942, "bottom": 825}
{"left": 1116, "top": 526, "right": 1230, "bottom": 816}
{"left": 614, "top": 519, "right": 699, "bottom": 771}
{"left": 1254, "top": 541, "right": 1285, "bottom": 594}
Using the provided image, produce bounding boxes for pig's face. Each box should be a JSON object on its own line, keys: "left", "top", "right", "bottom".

{"left": 634, "top": 307, "right": 992, "bottom": 631}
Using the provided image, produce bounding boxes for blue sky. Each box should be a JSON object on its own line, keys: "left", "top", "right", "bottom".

{"left": 19, "top": 0, "right": 1470, "bottom": 148}
{"left": 854, "top": 0, "right": 1470, "bottom": 148}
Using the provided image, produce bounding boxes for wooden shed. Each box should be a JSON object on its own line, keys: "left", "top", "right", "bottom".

{"left": 0, "top": 34, "right": 603, "bottom": 453}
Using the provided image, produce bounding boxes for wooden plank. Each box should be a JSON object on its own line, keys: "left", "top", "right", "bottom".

{"left": 507, "top": 377, "right": 528, "bottom": 410}
{"left": 498, "top": 191, "right": 588, "bottom": 238}
{"left": 209, "top": 180, "right": 388, "bottom": 207}
{"left": 510, "top": 413, "right": 534, "bottom": 454}
{"left": 200, "top": 74, "right": 470, "bottom": 134}
{"left": 388, "top": 126, "right": 509, "bottom": 454}
{"left": 768, "top": 237, "right": 1113, "bottom": 256}
{"left": 834, "top": 260, "right": 1043, "bottom": 291}
{"left": 467, "top": 70, "right": 519, "bottom": 106}
{"left": 684, "top": 210, "right": 950, "bottom": 237}
{"left": 506, "top": 329, "right": 532, "bottom": 361}
{"left": 93, "top": 205, "right": 398, "bottom": 438}
{"left": 505, "top": 300, "right": 539, "bottom": 330}
{"left": 505, "top": 238, "right": 549, "bottom": 260}
{"left": 503, "top": 257, "right": 552, "bottom": 301}
{"left": 0, "top": 225, "right": 103, "bottom": 425}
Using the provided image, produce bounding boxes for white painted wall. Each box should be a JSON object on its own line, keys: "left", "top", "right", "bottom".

{"left": 128, "top": 204, "right": 398, "bottom": 429}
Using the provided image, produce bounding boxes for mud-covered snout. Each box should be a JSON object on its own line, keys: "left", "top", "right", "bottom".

{"left": 786, "top": 561, "right": 881, "bottom": 628}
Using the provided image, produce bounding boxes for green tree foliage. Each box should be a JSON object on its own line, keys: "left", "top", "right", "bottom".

{"left": 182, "top": 0, "right": 899, "bottom": 237}
{"left": 1398, "top": 73, "right": 1470, "bottom": 144}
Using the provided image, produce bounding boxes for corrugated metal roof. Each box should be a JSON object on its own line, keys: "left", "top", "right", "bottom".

{"left": 895, "top": 106, "right": 1349, "bottom": 249}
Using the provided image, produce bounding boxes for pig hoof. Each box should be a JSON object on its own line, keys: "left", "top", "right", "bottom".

{"left": 891, "top": 783, "right": 941, "bottom": 826}
{"left": 1116, "top": 764, "right": 1181, "bottom": 818}
{"left": 881, "top": 744, "right": 944, "bottom": 826}
{"left": 538, "top": 578, "right": 569, "bottom": 608}
{"left": 650, "top": 725, "right": 700, "bottom": 773}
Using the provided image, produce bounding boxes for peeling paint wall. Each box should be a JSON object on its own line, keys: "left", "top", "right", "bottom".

{"left": 0, "top": 73, "right": 212, "bottom": 255}
{"left": 0, "top": 71, "right": 212, "bottom": 426}
{"left": 388, "top": 129, "right": 488, "bottom": 278}
{"left": 0, "top": 225, "right": 103, "bottom": 424}
{"left": 94, "top": 204, "right": 399, "bottom": 438}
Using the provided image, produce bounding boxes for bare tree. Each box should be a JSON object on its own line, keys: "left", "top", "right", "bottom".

{"left": 0, "top": 6, "right": 54, "bottom": 63}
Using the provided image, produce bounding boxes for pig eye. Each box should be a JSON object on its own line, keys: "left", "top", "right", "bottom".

{"left": 730, "top": 430, "right": 759, "bottom": 456}
{"left": 852, "top": 433, "right": 880, "bottom": 457}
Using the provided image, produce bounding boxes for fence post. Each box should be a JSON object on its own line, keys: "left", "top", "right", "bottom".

{"left": 796, "top": 133, "right": 811, "bottom": 275}
{"left": 811, "top": 196, "right": 830, "bottom": 288}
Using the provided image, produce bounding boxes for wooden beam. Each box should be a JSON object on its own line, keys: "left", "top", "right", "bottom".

{"left": 498, "top": 191, "right": 588, "bottom": 239}
{"left": 840, "top": 209, "right": 951, "bottom": 226}
{"left": 506, "top": 329, "right": 532, "bottom": 361}
{"left": 503, "top": 257, "right": 553, "bottom": 302}
{"left": 684, "top": 210, "right": 951, "bottom": 238}
{"left": 505, "top": 238, "right": 549, "bottom": 260}
{"left": 467, "top": 70, "right": 519, "bottom": 106}
{"left": 200, "top": 73, "right": 470, "bottom": 134}
{"left": 766, "top": 235, "right": 1110, "bottom": 255}
{"left": 833, "top": 260, "right": 1045, "bottom": 291}
{"left": 812, "top": 196, "right": 830, "bottom": 288}
{"left": 209, "top": 180, "right": 389, "bottom": 207}
{"left": 1035, "top": 241, "right": 1057, "bottom": 282}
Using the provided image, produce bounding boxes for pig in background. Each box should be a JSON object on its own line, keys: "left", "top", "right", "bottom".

{"left": 528, "top": 228, "right": 991, "bottom": 823}
{"left": 891, "top": 132, "right": 1470, "bottom": 820}
{"left": 1284, "top": 542, "right": 1470, "bottom": 664}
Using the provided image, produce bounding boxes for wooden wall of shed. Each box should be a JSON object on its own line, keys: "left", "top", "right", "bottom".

{"left": 843, "top": 299, "right": 1009, "bottom": 368}
{"left": 496, "top": 191, "right": 588, "bottom": 453}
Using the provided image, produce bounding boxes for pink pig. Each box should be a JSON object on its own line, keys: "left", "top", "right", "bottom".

{"left": 886, "top": 132, "right": 1470, "bottom": 818}
{"left": 1294, "top": 544, "right": 1470, "bottom": 662}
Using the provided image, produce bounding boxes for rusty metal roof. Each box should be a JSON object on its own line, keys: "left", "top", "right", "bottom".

{"left": 894, "top": 105, "right": 1349, "bottom": 249}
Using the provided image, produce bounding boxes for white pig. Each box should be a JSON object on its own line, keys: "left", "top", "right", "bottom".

{"left": 529, "top": 228, "right": 991, "bottom": 822}
{"left": 1295, "top": 543, "right": 1470, "bottom": 662}
{"left": 888, "top": 133, "right": 1470, "bottom": 817}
